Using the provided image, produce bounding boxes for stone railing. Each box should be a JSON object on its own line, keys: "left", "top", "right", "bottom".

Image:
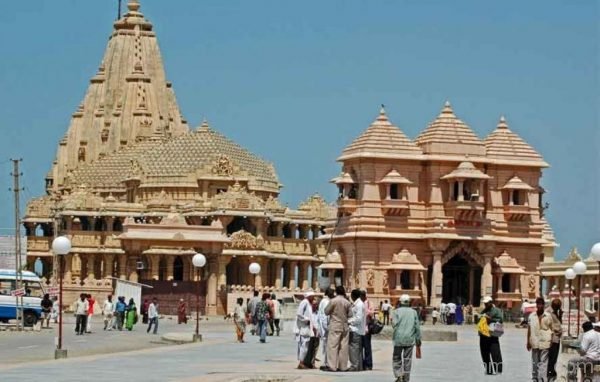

{"left": 27, "top": 236, "right": 52, "bottom": 252}
{"left": 69, "top": 232, "right": 121, "bottom": 248}
{"left": 264, "top": 238, "right": 315, "bottom": 256}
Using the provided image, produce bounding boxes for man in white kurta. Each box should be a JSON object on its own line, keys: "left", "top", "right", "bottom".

{"left": 295, "top": 292, "right": 316, "bottom": 369}
{"left": 318, "top": 287, "right": 335, "bottom": 370}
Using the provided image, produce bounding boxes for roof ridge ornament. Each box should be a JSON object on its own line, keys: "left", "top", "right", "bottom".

{"left": 441, "top": 100, "right": 455, "bottom": 116}
{"left": 497, "top": 115, "right": 509, "bottom": 130}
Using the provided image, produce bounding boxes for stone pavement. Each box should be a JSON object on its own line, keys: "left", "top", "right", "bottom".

{"left": 0, "top": 322, "right": 543, "bottom": 382}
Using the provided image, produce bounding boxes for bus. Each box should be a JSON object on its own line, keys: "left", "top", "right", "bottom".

{"left": 0, "top": 269, "right": 44, "bottom": 326}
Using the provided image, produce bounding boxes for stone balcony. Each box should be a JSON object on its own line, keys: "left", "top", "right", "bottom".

{"left": 503, "top": 205, "right": 530, "bottom": 221}
{"left": 27, "top": 236, "right": 52, "bottom": 253}
{"left": 69, "top": 232, "right": 121, "bottom": 248}
{"left": 445, "top": 200, "right": 485, "bottom": 221}
{"left": 381, "top": 199, "right": 410, "bottom": 216}
{"left": 264, "top": 238, "right": 323, "bottom": 256}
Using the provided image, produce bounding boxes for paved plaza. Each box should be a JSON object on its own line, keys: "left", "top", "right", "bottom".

{"left": 0, "top": 316, "right": 538, "bottom": 382}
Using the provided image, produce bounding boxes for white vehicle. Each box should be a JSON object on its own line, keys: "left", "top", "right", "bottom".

{"left": 0, "top": 269, "right": 44, "bottom": 326}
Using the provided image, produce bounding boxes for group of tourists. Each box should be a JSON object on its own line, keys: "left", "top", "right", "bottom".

{"left": 232, "top": 291, "right": 283, "bottom": 343}
{"left": 41, "top": 294, "right": 160, "bottom": 335}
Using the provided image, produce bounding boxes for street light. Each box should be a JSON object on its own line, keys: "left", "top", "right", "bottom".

{"left": 590, "top": 243, "right": 600, "bottom": 321}
{"left": 192, "top": 253, "right": 206, "bottom": 342}
{"left": 565, "top": 268, "right": 576, "bottom": 337}
{"left": 52, "top": 236, "right": 71, "bottom": 359}
{"left": 573, "top": 261, "right": 587, "bottom": 337}
{"left": 249, "top": 262, "right": 261, "bottom": 290}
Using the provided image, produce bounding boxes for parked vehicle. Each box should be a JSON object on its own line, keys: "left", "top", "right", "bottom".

{"left": 0, "top": 269, "right": 44, "bottom": 326}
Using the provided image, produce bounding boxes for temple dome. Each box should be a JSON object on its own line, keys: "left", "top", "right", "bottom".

{"left": 484, "top": 116, "right": 548, "bottom": 167}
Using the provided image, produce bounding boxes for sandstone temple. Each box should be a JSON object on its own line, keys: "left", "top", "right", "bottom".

{"left": 24, "top": 0, "right": 556, "bottom": 313}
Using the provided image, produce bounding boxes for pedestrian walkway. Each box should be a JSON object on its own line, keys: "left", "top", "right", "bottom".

{"left": 0, "top": 324, "right": 531, "bottom": 381}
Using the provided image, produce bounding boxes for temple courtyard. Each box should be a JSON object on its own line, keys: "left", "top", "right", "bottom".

{"left": 0, "top": 317, "right": 534, "bottom": 381}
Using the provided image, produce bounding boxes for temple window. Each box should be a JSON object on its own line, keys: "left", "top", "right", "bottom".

{"left": 267, "top": 222, "right": 277, "bottom": 237}
{"left": 78, "top": 147, "right": 86, "bottom": 162}
{"left": 173, "top": 257, "right": 184, "bottom": 281}
{"left": 390, "top": 184, "right": 399, "bottom": 200}
{"left": 502, "top": 176, "right": 533, "bottom": 207}
{"left": 80, "top": 217, "right": 91, "bottom": 231}
{"left": 94, "top": 218, "right": 104, "bottom": 231}
{"left": 501, "top": 274, "right": 511, "bottom": 292}
{"left": 282, "top": 224, "right": 292, "bottom": 239}
{"left": 227, "top": 216, "right": 254, "bottom": 235}
{"left": 112, "top": 218, "right": 123, "bottom": 231}
{"left": 400, "top": 271, "right": 411, "bottom": 289}
{"left": 347, "top": 184, "right": 357, "bottom": 199}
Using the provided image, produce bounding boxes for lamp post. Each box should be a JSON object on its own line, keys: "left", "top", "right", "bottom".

{"left": 565, "top": 268, "right": 576, "bottom": 337}
{"left": 573, "top": 261, "right": 587, "bottom": 337}
{"left": 192, "top": 253, "right": 206, "bottom": 342}
{"left": 590, "top": 243, "right": 600, "bottom": 322}
{"left": 52, "top": 236, "right": 71, "bottom": 359}
{"left": 249, "top": 262, "right": 261, "bottom": 290}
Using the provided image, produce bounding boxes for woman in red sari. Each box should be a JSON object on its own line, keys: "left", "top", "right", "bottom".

{"left": 178, "top": 299, "right": 187, "bottom": 324}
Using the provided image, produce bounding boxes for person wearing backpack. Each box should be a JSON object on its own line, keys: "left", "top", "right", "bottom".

{"left": 254, "top": 293, "right": 272, "bottom": 343}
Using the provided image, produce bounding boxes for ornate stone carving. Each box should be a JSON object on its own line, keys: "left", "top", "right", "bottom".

{"left": 366, "top": 269, "right": 375, "bottom": 288}
{"left": 211, "top": 154, "right": 234, "bottom": 176}
{"left": 78, "top": 147, "right": 86, "bottom": 162}
{"left": 382, "top": 271, "right": 389, "bottom": 289}
{"left": 441, "top": 241, "right": 485, "bottom": 268}
{"left": 62, "top": 184, "right": 104, "bottom": 210}
{"left": 210, "top": 182, "right": 266, "bottom": 210}
{"left": 227, "top": 229, "right": 264, "bottom": 250}
{"left": 528, "top": 274, "right": 536, "bottom": 294}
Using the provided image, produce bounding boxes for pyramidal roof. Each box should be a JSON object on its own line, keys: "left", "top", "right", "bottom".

{"left": 49, "top": 0, "right": 189, "bottom": 191}
{"left": 415, "top": 102, "right": 486, "bottom": 157}
{"left": 338, "top": 107, "right": 423, "bottom": 161}
{"left": 484, "top": 116, "right": 548, "bottom": 167}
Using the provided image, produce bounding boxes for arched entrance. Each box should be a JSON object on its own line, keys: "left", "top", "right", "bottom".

{"left": 442, "top": 246, "right": 483, "bottom": 306}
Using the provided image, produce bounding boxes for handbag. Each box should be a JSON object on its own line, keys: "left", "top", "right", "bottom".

{"left": 489, "top": 322, "right": 504, "bottom": 337}
{"left": 369, "top": 319, "right": 384, "bottom": 335}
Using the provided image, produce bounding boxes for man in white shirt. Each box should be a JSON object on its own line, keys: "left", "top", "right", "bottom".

{"left": 295, "top": 292, "right": 316, "bottom": 369}
{"left": 102, "top": 295, "right": 114, "bottom": 331}
{"left": 381, "top": 300, "right": 392, "bottom": 325}
{"left": 567, "top": 321, "right": 600, "bottom": 381}
{"left": 447, "top": 302, "right": 457, "bottom": 325}
{"left": 318, "top": 287, "right": 334, "bottom": 370}
{"left": 526, "top": 297, "right": 553, "bottom": 381}
{"left": 74, "top": 293, "right": 89, "bottom": 335}
{"left": 146, "top": 298, "right": 159, "bottom": 334}
{"left": 348, "top": 289, "right": 366, "bottom": 371}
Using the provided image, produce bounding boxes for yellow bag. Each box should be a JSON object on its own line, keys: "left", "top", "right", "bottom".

{"left": 477, "top": 316, "right": 490, "bottom": 337}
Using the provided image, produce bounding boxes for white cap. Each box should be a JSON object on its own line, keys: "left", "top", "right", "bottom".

{"left": 592, "top": 322, "right": 600, "bottom": 328}
{"left": 482, "top": 296, "right": 493, "bottom": 304}
{"left": 400, "top": 294, "right": 411, "bottom": 303}
{"left": 304, "top": 291, "right": 315, "bottom": 298}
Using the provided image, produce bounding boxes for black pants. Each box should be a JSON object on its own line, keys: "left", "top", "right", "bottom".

{"left": 75, "top": 314, "right": 87, "bottom": 335}
{"left": 362, "top": 333, "right": 373, "bottom": 369}
{"left": 303, "top": 337, "right": 320, "bottom": 367}
{"left": 383, "top": 311, "right": 390, "bottom": 325}
{"left": 479, "top": 335, "right": 503, "bottom": 374}
{"left": 547, "top": 341, "right": 560, "bottom": 378}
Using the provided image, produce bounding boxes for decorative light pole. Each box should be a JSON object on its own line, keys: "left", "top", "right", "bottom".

{"left": 52, "top": 236, "right": 71, "bottom": 359}
{"left": 249, "top": 262, "right": 261, "bottom": 290}
{"left": 192, "top": 253, "right": 206, "bottom": 342}
{"left": 590, "top": 243, "right": 600, "bottom": 321}
{"left": 573, "top": 261, "right": 587, "bottom": 337}
{"left": 565, "top": 268, "right": 576, "bottom": 337}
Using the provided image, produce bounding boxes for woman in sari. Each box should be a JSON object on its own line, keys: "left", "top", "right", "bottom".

{"left": 233, "top": 297, "right": 246, "bottom": 343}
{"left": 178, "top": 299, "right": 187, "bottom": 324}
{"left": 125, "top": 298, "right": 138, "bottom": 331}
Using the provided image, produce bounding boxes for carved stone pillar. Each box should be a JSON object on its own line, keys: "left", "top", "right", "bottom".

{"left": 289, "top": 223, "right": 298, "bottom": 239}
{"left": 430, "top": 252, "right": 443, "bottom": 306}
{"left": 166, "top": 256, "right": 175, "bottom": 281}
{"left": 328, "top": 271, "right": 335, "bottom": 288}
{"left": 412, "top": 271, "right": 420, "bottom": 290}
{"left": 288, "top": 261, "right": 297, "bottom": 289}
{"left": 106, "top": 217, "right": 114, "bottom": 232}
{"left": 276, "top": 222, "right": 283, "bottom": 237}
{"left": 87, "top": 254, "right": 96, "bottom": 280}
{"left": 103, "top": 254, "right": 115, "bottom": 279}
{"left": 311, "top": 263, "right": 319, "bottom": 290}
{"left": 300, "top": 262, "right": 310, "bottom": 290}
{"left": 118, "top": 254, "right": 127, "bottom": 280}
{"left": 274, "top": 260, "right": 284, "bottom": 288}
{"left": 148, "top": 254, "right": 159, "bottom": 280}
{"left": 218, "top": 256, "right": 230, "bottom": 291}
{"left": 457, "top": 181, "right": 464, "bottom": 201}
{"left": 496, "top": 274, "right": 503, "bottom": 293}
{"left": 207, "top": 256, "right": 218, "bottom": 315}
{"left": 63, "top": 254, "right": 73, "bottom": 281}
{"left": 481, "top": 255, "right": 493, "bottom": 299}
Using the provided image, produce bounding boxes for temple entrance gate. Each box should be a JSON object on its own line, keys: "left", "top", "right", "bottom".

{"left": 441, "top": 243, "right": 484, "bottom": 306}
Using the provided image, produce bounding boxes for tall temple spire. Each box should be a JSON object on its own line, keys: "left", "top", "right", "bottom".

{"left": 47, "top": 0, "right": 189, "bottom": 192}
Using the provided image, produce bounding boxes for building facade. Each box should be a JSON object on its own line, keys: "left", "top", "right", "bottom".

{"left": 323, "top": 105, "right": 556, "bottom": 309}
{"left": 24, "top": 1, "right": 332, "bottom": 314}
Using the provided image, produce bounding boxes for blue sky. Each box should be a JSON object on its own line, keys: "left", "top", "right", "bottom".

{"left": 0, "top": 1, "right": 597, "bottom": 258}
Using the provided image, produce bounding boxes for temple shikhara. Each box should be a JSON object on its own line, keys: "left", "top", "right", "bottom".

{"left": 24, "top": 0, "right": 556, "bottom": 313}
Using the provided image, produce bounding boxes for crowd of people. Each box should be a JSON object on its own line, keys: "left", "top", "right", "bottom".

{"left": 40, "top": 294, "right": 161, "bottom": 335}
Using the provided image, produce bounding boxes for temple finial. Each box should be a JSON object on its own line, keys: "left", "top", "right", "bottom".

{"left": 497, "top": 115, "right": 509, "bottom": 129}
{"left": 440, "top": 100, "right": 454, "bottom": 116}
{"left": 128, "top": 0, "right": 141, "bottom": 12}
